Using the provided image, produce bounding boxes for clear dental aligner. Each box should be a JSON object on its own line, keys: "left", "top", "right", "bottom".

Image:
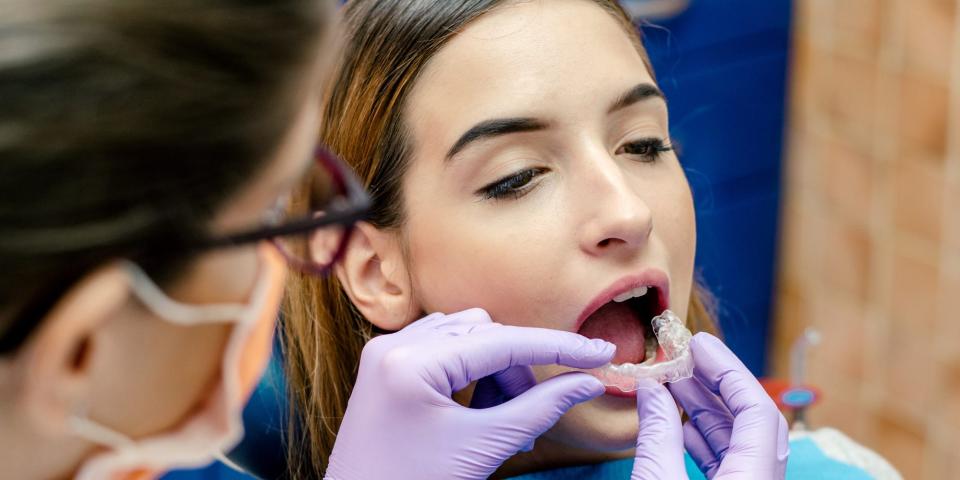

{"left": 586, "top": 309, "right": 694, "bottom": 390}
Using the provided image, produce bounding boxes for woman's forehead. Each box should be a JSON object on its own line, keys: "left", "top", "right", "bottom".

{"left": 419, "top": 0, "right": 650, "bottom": 96}
{"left": 405, "top": 0, "right": 654, "bottom": 152}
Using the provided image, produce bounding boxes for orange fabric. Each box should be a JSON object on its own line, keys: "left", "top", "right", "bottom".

{"left": 123, "top": 468, "right": 155, "bottom": 480}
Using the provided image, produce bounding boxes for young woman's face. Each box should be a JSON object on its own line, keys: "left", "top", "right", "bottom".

{"left": 400, "top": 0, "right": 696, "bottom": 451}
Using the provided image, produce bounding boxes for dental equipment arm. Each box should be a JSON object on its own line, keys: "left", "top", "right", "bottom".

{"left": 324, "top": 308, "right": 616, "bottom": 480}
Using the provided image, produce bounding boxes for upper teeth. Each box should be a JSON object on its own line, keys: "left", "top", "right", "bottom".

{"left": 613, "top": 286, "right": 649, "bottom": 303}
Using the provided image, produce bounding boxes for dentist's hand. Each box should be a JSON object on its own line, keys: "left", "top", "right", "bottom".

{"left": 324, "top": 308, "right": 616, "bottom": 480}
{"left": 668, "top": 333, "right": 789, "bottom": 479}
{"left": 631, "top": 333, "right": 789, "bottom": 479}
{"left": 631, "top": 380, "right": 687, "bottom": 479}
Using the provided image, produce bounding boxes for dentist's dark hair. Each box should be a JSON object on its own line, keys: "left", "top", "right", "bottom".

{"left": 0, "top": 0, "right": 331, "bottom": 353}
{"left": 282, "top": 0, "right": 717, "bottom": 476}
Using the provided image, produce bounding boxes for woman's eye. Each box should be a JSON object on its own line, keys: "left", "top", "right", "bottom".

{"left": 476, "top": 167, "right": 547, "bottom": 200}
{"left": 617, "top": 137, "right": 673, "bottom": 162}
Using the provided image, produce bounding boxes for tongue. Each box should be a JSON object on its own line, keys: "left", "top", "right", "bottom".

{"left": 578, "top": 302, "right": 646, "bottom": 364}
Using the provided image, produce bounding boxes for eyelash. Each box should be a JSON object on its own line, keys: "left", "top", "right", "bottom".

{"left": 477, "top": 167, "right": 547, "bottom": 200}
{"left": 616, "top": 137, "right": 674, "bottom": 162}
{"left": 476, "top": 138, "right": 672, "bottom": 201}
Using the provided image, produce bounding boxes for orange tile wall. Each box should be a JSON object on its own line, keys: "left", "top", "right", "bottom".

{"left": 772, "top": 0, "right": 960, "bottom": 478}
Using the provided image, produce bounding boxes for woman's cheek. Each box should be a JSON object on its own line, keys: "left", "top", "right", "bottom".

{"left": 409, "top": 233, "right": 518, "bottom": 308}
{"left": 411, "top": 234, "right": 565, "bottom": 330}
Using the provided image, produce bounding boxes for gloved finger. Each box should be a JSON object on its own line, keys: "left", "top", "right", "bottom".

{"left": 469, "top": 365, "right": 536, "bottom": 409}
{"left": 471, "top": 366, "right": 539, "bottom": 451}
{"left": 631, "top": 379, "right": 685, "bottom": 479}
{"left": 486, "top": 372, "right": 604, "bottom": 450}
{"left": 716, "top": 409, "right": 787, "bottom": 479}
{"left": 493, "top": 364, "right": 538, "bottom": 397}
{"left": 469, "top": 375, "right": 508, "bottom": 409}
{"left": 441, "top": 327, "right": 615, "bottom": 390}
{"left": 683, "top": 421, "right": 721, "bottom": 478}
{"left": 688, "top": 333, "right": 781, "bottom": 477}
{"left": 432, "top": 320, "right": 501, "bottom": 337}
{"left": 775, "top": 411, "right": 790, "bottom": 479}
{"left": 688, "top": 333, "right": 753, "bottom": 395}
{"left": 402, "top": 311, "right": 450, "bottom": 331}
{"left": 424, "top": 307, "right": 497, "bottom": 330}
{"left": 688, "top": 334, "right": 775, "bottom": 417}
{"left": 667, "top": 376, "right": 734, "bottom": 457}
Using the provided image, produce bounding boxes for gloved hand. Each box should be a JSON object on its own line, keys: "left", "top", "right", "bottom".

{"left": 324, "top": 308, "right": 616, "bottom": 480}
{"left": 631, "top": 333, "right": 789, "bottom": 479}
{"left": 631, "top": 380, "right": 687, "bottom": 479}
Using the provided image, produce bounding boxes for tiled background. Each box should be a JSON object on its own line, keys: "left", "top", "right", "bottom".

{"left": 771, "top": 0, "right": 960, "bottom": 478}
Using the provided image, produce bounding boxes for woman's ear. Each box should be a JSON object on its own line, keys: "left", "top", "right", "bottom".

{"left": 327, "top": 222, "right": 417, "bottom": 331}
{"left": 16, "top": 264, "right": 130, "bottom": 435}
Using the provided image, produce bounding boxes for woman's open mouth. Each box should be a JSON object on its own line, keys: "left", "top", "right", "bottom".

{"left": 575, "top": 272, "right": 670, "bottom": 396}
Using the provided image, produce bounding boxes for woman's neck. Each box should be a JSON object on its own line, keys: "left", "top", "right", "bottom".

{"left": 492, "top": 436, "right": 634, "bottom": 479}
{"left": 452, "top": 384, "right": 634, "bottom": 479}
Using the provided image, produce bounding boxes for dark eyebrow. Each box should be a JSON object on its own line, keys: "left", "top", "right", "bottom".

{"left": 446, "top": 117, "right": 548, "bottom": 160}
{"left": 607, "top": 83, "right": 666, "bottom": 114}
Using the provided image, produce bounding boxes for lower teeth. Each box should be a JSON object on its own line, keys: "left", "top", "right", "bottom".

{"left": 583, "top": 310, "right": 694, "bottom": 390}
{"left": 640, "top": 334, "right": 657, "bottom": 366}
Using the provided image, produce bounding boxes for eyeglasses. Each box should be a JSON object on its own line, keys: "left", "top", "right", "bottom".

{"left": 194, "top": 147, "right": 371, "bottom": 276}
{"left": 0, "top": 147, "right": 369, "bottom": 354}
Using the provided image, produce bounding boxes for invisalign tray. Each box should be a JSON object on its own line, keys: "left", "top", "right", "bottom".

{"left": 585, "top": 309, "right": 694, "bottom": 390}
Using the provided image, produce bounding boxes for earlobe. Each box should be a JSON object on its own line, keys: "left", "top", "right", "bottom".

{"left": 333, "top": 222, "right": 416, "bottom": 331}
{"left": 16, "top": 264, "right": 130, "bottom": 435}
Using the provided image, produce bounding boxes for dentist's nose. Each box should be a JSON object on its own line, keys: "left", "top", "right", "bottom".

{"left": 577, "top": 163, "right": 653, "bottom": 257}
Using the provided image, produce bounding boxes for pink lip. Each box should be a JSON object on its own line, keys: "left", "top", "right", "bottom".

{"left": 604, "top": 386, "right": 638, "bottom": 398}
{"left": 574, "top": 270, "right": 670, "bottom": 332}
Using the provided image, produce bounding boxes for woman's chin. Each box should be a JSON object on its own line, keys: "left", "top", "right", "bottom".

{"left": 543, "top": 393, "right": 640, "bottom": 452}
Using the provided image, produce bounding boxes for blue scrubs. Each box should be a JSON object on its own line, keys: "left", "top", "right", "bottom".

{"left": 507, "top": 428, "right": 901, "bottom": 480}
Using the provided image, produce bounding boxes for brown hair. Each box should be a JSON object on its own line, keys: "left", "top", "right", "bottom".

{"left": 282, "top": 0, "right": 716, "bottom": 475}
{"left": 0, "top": 0, "right": 330, "bottom": 353}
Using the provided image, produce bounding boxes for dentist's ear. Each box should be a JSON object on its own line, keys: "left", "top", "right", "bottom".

{"left": 15, "top": 264, "right": 130, "bottom": 435}
{"left": 322, "top": 222, "right": 418, "bottom": 331}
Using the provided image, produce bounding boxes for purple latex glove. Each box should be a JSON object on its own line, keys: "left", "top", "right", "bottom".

{"left": 667, "top": 333, "right": 790, "bottom": 479}
{"left": 324, "top": 308, "right": 616, "bottom": 480}
{"left": 631, "top": 380, "right": 687, "bottom": 479}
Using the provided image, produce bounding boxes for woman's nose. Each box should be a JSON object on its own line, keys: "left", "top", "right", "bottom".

{"left": 577, "top": 162, "right": 654, "bottom": 257}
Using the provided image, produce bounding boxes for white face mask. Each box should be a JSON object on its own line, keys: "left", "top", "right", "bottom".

{"left": 71, "top": 245, "right": 286, "bottom": 480}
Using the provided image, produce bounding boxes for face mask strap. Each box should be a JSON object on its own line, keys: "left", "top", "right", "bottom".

{"left": 121, "top": 260, "right": 269, "bottom": 326}
{"left": 69, "top": 408, "right": 136, "bottom": 450}
{"left": 214, "top": 451, "right": 247, "bottom": 473}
